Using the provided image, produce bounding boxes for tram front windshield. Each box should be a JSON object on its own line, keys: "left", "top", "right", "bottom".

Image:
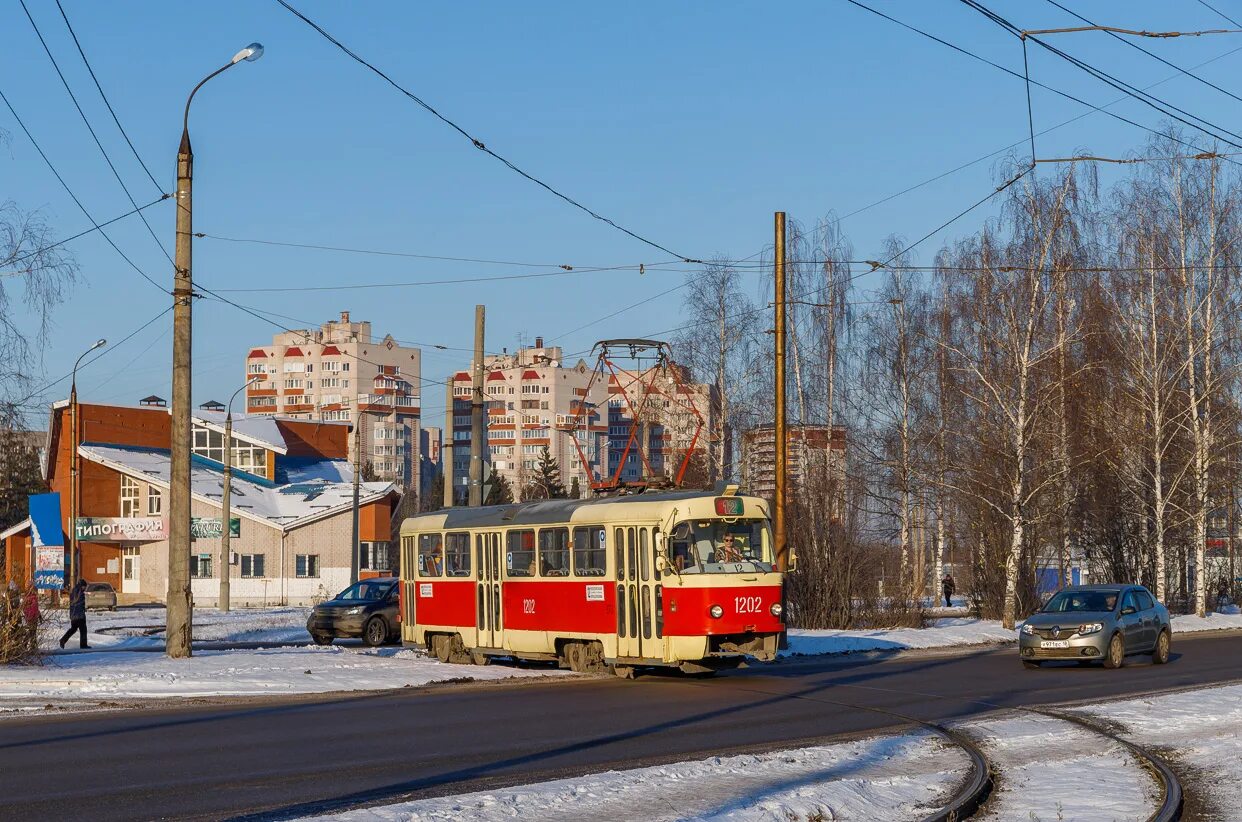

{"left": 668, "top": 519, "right": 773, "bottom": 574}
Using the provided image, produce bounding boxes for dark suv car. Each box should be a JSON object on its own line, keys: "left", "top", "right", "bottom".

{"left": 306, "top": 577, "right": 399, "bottom": 647}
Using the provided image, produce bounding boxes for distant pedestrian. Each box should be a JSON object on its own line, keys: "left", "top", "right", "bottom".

{"left": 59, "top": 578, "right": 90, "bottom": 650}
{"left": 941, "top": 574, "right": 956, "bottom": 608}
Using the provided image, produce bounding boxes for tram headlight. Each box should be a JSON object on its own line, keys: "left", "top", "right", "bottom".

{"left": 769, "top": 602, "right": 783, "bottom": 617}
{"left": 709, "top": 604, "right": 724, "bottom": 619}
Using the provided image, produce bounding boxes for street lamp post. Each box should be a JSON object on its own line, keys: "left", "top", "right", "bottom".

{"left": 167, "top": 42, "right": 263, "bottom": 659}
{"left": 219, "top": 375, "right": 260, "bottom": 613}
{"left": 68, "top": 338, "right": 106, "bottom": 588}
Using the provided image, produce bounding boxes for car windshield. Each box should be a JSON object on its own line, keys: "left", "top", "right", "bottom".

{"left": 1042, "top": 590, "right": 1119, "bottom": 613}
{"left": 668, "top": 518, "right": 773, "bottom": 574}
{"left": 335, "top": 580, "right": 393, "bottom": 602}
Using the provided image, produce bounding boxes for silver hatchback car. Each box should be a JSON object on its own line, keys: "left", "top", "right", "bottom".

{"left": 1019, "top": 584, "right": 1171, "bottom": 669}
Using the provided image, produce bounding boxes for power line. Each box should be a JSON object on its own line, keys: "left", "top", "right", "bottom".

{"left": 961, "top": 0, "right": 1242, "bottom": 149}
{"left": 1, "top": 194, "right": 170, "bottom": 276}
{"left": 19, "top": 0, "right": 174, "bottom": 265}
{"left": 196, "top": 232, "right": 682, "bottom": 272}
{"left": 1042, "top": 0, "right": 1242, "bottom": 107}
{"left": 0, "top": 85, "right": 166, "bottom": 293}
{"left": 843, "top": 0, "right": 1242, "bottom": 165}
{"left": 1198, "top": 0, "right": 1242, "bottom": 28}
{"left": 7, "top": 305, "right": 174, "bottom": 410}
{"left": 52, "top": 0, "right": 163, "bottom": 193}
{"left": 272, "top": 0, "right": 701, "bottom": 264}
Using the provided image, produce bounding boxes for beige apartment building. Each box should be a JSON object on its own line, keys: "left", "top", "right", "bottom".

{"left": 742, "top": 423, "right": 847, "bottom": 503}
{"left": 447, "top": 339, "right": 717, "bottom": 499}
{"left": 245, "top": 312, "right": 422, "bottom": 494}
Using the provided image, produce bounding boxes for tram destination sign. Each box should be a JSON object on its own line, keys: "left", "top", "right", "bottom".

{"left": 190, "top": 517, "right": 241, "bottom": 540}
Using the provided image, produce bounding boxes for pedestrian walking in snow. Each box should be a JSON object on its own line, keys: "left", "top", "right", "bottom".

{"left": 941, "top": 574, "right": 955, "bottom": 608}
{"left": 59, "top": 578, "right": 90, "bottom": 649}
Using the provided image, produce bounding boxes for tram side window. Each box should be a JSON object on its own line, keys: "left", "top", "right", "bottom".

{"left": 573, "top": 526, "right": 607, "bottom": 576}
{"left": 507, "top": 530, "right": 536, "bottom": 577}
{"left": 444, "top": 532, "right": 471, "bottom": 577}
{"left": 418, "top": 533, "right": 443, "bottom": 577}
{"left": 539, "top": 528, "right": 570, "bottom": 576}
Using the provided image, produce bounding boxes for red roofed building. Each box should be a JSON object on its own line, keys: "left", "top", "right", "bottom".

{"left": 244, "top": 311, "right": 425, "bottom": 496}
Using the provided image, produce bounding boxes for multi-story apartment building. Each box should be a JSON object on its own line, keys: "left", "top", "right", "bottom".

{"left": 446, "top": 339, "right": 716, "bottom": 499}
{"left": 244, "top": 312, "right": 421, "bottom": 494}
{"left": 741, "top": 423, "right": 847, "bottom": 501}
{"left": 448, "top": 339, "right": 609, "bottom": 500}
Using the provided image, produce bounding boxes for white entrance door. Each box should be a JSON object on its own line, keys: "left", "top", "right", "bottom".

{"left": 122, "top": 547, "right": 141, "bottom": 594}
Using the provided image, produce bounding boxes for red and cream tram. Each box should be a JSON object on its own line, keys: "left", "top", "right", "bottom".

{"left": 398, "top": 487, "right": 785, "bottom": 675}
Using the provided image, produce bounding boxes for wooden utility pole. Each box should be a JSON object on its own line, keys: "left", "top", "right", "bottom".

{"left": 469, "top": 305, "right": 486, "bottom": 507}
{"left": 443, "top": 380, "right": 455, "bottom": 508}
{"left": 774, "top": 211, "right": 789, "bottom": 572}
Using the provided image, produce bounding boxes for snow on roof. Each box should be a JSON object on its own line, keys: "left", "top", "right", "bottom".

{"left": 0, "top": 517, "right": 31, "bottom": 540}
{"left": 192, "top": 411, "right": 290, "bottom": 454}
{"left": 78, "top": 444, "right": 393, "bottom": 533}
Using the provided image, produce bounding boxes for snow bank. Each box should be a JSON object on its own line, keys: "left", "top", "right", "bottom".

{"left": 306, "top": 731, "right": 970, "bottom": 822}
{"left": 783, "top": 617, "right": 1016, "bottom": 656}
{"left": 40, "top": 606, "right": 311, "bottom": 650}
{"left": 0, "top": 646, "right": 562, "bottom": 702}
{"left": 1082, "top": 684, "right": 1242, "bottom": 818}
{"left": 959, "top": 714, "right": 1158, "bottom": 822}
{"left": 1170, "top": 611, "right": 1242, "bottom": 633}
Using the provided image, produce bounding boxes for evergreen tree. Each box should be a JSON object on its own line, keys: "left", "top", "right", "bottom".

{"left": 569, "top": 476, "right": 582, "bottom": 499}
{"left": 525, "top": 446, "right": 566, "bottom": 500}
{"left": 484, "top": 465, "right": 514, "bottom": 506}
{"left": 421, "top": 473, "right": 445, "bottom": 512}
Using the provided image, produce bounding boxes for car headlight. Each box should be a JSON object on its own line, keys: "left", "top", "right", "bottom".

{"left": 709, "top": 604, "right": 723, "bottom": 619}
{"left": 1077, "top": 622, "right": 1103, "bottom": 636}
{"left": 769, "top": 603, "right": 783, "bottom": 617}
{"left": 1021, "top": 623, "right": 1034, "bottom": 635}
{"left": 346, "top": 607, "right": 364, "bottom": 616}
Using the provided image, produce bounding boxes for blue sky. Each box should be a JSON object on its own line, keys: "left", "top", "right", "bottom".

{"left": 3, "top": 0, "right": 1240, "bottom": 420}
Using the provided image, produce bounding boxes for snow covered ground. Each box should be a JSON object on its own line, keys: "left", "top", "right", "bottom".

{"left": 1080, "top": 683, "right": 1242, "bottom": 819}
{"left": 306, "top": 731, "right": 971, "bottom": 822}
{"left": 958, "top": 714, "right": 1157, "bottom": 822}
{"left": 784, "top": 617, "right": 1015, "bottom": 657}
{"left": 39, "top": 605, "right": 311, "bottom": 650}
{"left": 0, "top": 645, "right": 562, "bottom": 704}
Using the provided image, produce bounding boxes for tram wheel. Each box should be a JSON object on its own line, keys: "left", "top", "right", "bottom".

{"left": 470, "top": 649, "right": 490, "bottom": 666}
{"left": 612, "top": 664, "right": 637, "bottom": 679}
{"left": 432, "top": 634, "right": 452, "bottom": 663}
{"left": 446, "top": 634, "right": 473, "bottom": 665}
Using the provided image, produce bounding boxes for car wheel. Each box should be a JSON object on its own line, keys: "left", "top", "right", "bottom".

{"left": 1152, "top": 630, "right": 1171, "bottom": 664}
{"left": 362, "top": 617, "right": 388, "bottom": 647}
{"left": 1103, "top": 633, "right": 1125, "bottom": 669}
{"left": 1022, "top": 660, "right": 1042, "bottom": 669}
{"left": 311, "top": 633, "right": 334, "bottom": 646}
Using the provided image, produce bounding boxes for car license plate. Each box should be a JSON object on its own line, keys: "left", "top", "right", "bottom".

{"left": 1041, "top": 640, "right": 1070, "bottom": 649}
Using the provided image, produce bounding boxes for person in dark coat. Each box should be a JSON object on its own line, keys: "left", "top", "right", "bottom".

{"left": 59, "top": 578, "right": 90, "bottom": 649}
{"left": 941, "top": 573, "right": 956, "bottom": 608}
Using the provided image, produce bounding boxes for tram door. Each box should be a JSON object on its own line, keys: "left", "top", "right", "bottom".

{"left": 476, "top": 532, "right": 502, "bottom": 649}
{"left": 616, "top": 526, "right": 660, "bottom": 659}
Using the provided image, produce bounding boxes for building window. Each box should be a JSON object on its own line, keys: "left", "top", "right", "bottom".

{"left": 191, "top": 554, "right": 213, "bottom": 578}
{"left": 147, "top": 486, "right": 162, "bottom": 516}
{"left": 121, "top": 476, "right": 141, "bottom": 518}
{"left": 295, "top": 554, "right": 320, "bottom": 578}
{"left": 241, "top": 554, "right": 265, "bottom": 578}
{"left": 361, "top": 541, "right": 391, "bottom": 571}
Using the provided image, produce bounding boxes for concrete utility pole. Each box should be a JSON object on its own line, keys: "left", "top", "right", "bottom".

{"left": 443, "top": 380, "right": 455, "bottom": 508}
{"left": 68, "top": 339, "right": 105, "bottom": 587}
{"left": 773, "top": 211, "right": 789, "bottom": 572}
{"left": 350, "top": 405, "right": 362, "bottom": 584}
{"left": 220, "top": 376, "right": 258, "bottom": 612}
{"left": 469, "top": 305, "right": 486, "bottom": 507}
{"left": 168, "top": 43, "right": 263, "bottom": 658}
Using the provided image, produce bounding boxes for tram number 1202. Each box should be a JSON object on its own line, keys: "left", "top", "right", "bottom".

{"left": 523, "top": 598, "right": 536, "bottom": 614}
{"left": 734, "top": 595, "right": 762, "bottom": 614}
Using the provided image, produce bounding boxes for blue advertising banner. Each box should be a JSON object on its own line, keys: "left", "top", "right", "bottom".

{"left": 29, "top": 492, "right": 65, "bottom": 590}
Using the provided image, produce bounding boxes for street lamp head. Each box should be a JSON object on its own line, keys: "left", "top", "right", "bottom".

{"left": 92, "top": 338, "right": 107, "bottom": 350}
{"left": 231, "top": 43, "right": 264, "bottom": 64}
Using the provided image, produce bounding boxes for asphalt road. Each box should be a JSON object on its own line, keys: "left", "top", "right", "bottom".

{"left": 2, "top": 632, "right": 1240, "bottom": 821}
